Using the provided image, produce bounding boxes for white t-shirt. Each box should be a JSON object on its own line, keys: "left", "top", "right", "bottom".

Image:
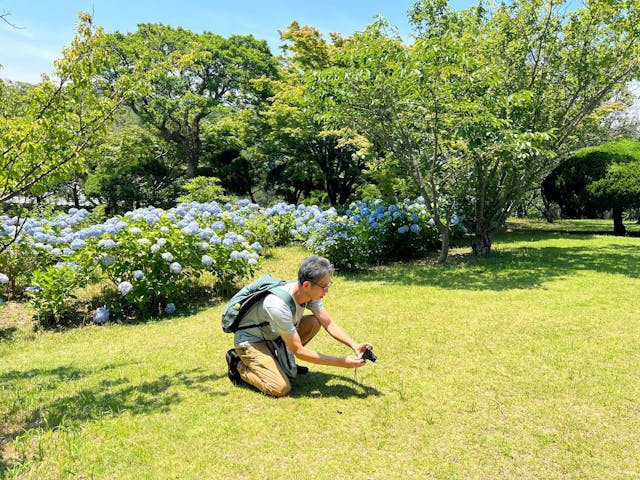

{"left": 234, "top": 281, "right": 323, "bottom": 347}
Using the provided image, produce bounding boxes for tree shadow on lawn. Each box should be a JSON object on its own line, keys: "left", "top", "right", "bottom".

{"left": 0, "top": 364, "right": 226, "bottom": 449}
{"left": 347, "top": 243, "right": 640, "bottom": 291}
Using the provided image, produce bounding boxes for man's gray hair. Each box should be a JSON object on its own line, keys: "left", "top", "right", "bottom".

{"left": 298, "top": 255, "right": 333, "bottom": 284}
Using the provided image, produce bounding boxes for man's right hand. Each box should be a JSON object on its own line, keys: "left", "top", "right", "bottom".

{"left": 344, "top": 355, "right": 366, "bottom": 368}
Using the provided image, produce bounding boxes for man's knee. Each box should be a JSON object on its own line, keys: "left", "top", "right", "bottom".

{"left": 266, "top": 380, "right": 291, "bottom": 397}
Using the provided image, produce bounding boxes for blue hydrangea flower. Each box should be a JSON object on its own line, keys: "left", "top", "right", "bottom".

{"left": 410, "top": 224, "right": 421, "bottom": 233}
{"left": 133, "top": 270, "right": 145, "bottom": 280}
{"left": 169, "top": 262, "right": 182, "bottom": 274}
{"left": 211, "top": 221, "right": 225, "bottom": 231}
{"left": 397, "top": 225, "right": 410, "bottom": 234}
{"left": 201, "top": 255, "right": 213, "bottom": 266}
{"left": 118, "top": 281, "right": 133, "bottom": 296}
{"left": 151, "top": 244, "right": 161, "bottom": 253}
{"left": 101, "top": 255, "right": 116, "bottom": 266}
{"left": 98, "top": 239, "right": 116, "bottom": 250}
{"left": 93, "top": 307, "right": 110, "bottom": 324}
{"left": 165, "top": 303, "right": 176, "bottom": 314}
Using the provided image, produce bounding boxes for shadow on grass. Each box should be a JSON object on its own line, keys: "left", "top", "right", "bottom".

{"left": 289, "top": 371, "right": 382, "bottom": 399}
{"left": 0, "top": 327, "right": 17, "bottom": 342}
{"left": 346, "top": 243, "right": 640, "bottom": 291}
{"left": 0, "top": 365, "right": 226, "bottom": 450}
{"left": 228, "top": 371, "right": 382, "bottom": 399}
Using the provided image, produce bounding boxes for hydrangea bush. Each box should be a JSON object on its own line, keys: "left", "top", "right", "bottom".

{"left": 0, "top": 197, "right": 465, "bottom": 327}
{"left": 306, "top": 198, "right": 466, "bottom": 270}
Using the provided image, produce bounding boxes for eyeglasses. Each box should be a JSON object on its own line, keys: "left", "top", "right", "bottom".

{"left": 312, "top": 280, "right": 332, "bottom": 291}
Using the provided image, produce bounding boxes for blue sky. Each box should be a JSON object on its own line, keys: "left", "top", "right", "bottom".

{"left": 0, "top": 0, "right": 473, "bottom": 83}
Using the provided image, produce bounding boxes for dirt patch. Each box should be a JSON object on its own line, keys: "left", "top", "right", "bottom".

{"left": 0, "top": 301, "right": 35, "bottom": 337}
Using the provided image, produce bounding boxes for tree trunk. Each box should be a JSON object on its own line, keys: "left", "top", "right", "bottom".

{"left": 437, "top": 227, "right": 450, "bottom": 265}
{"left": 472, "top": 223, "right": 492, "bottom": 256}
{"left": 186, "top": 151, "right": 198, "bottom": 178}
{"left": 72, "top": 184, "right": 80, "bottom": 209}
{"left": 612, "top": 206, "right": 626, "bottom": 236}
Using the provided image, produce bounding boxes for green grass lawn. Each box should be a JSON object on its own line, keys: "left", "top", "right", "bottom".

{"left": 1, "top": 222, "right": 640, "bottom": 479}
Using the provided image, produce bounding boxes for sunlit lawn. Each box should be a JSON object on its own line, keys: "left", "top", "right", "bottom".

{"left": 1, "top": 220, "right": 639, "bottom": 479}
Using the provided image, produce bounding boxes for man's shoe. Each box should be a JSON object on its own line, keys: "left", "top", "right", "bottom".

{"left": 226, "top": 348, "right": 243, "bottom": 384}
{"left": 296, "top": 365, "right": 309, "bottom": 375}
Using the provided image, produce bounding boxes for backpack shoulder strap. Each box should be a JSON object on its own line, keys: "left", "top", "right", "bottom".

{"left": 233, "top": 284, "right": 297, "bottom": 332}
{"left": 268, "top": 286, "right": 297, "bottom": 316}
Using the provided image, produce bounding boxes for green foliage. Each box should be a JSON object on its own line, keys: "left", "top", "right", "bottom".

{"left": 543, "top": 140, "right": 640, "bottom": 217}
{"left": 0, "top": 13, "right": 123, "bottom": 207}
{"left": 26, "top": 263, "right": 88, "bottom": 328}
{"left": 101, "top": 24, "right": 279, "bottom": 178}
{"left": 0, "top": 239, "right": 49, "bottom": 298}
{"left": 306, "top": 0, "right": 640, "bottom": 259}
{"left": 84, "top": 124, "right": 182, "bottom": 214}
{"left": 259, "top": 23, "right": 374, "bottom": 206}
{"left": 177, "top": 176, "right": 230, "bottom": 204}
{"left": 306, "top": 217, "right": 371, "bottom": 270}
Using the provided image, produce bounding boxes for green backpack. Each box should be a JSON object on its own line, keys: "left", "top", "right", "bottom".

{"left": 221, "top": 274, "right": 296, "bottom": 333}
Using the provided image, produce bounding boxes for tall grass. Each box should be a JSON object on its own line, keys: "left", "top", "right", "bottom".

{"left": 1, "top": 223, "right": 639, "bottom": 479}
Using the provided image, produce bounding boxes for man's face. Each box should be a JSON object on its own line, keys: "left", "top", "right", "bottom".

{"left": 308, "top": 274, "right": 332, "bottom": 300}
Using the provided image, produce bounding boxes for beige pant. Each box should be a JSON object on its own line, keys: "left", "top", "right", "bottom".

{"left": 236, "top": 314, "right": 321, "bottom": 397}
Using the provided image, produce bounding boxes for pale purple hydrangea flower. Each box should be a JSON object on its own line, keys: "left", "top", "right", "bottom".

{"left": 93, "top": 307, "right": 109, "bottom": 324}
{"left": 118, "top": 281, "right": 133, "bottom": 296}
{"left": 161, "top": 252, "right": 174, "bottom": 262}
{"left": 169, "top": 262, "right": 182, "bottom": 274}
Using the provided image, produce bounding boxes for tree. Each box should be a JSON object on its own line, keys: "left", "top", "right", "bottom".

{"left": 0, "top": 13, "right": 124, "bottom": 252}
{"left": 409, "top": 0, "right": 640, "bottom": 255}
{"left": 260, "top": 22, "right": 374, "bottom": 207}
{"left": 589, "top": 159, "right": 640, "bottom": 235}
{"left": 100, "top": 24, "right": 279, "bottom": 178}
{"left": 307, "top": 17, "right": 475, "bottom": 263}
{"left": 199, "top": 108, "right": 270, "bottom": 203}
{"left": 84, "top": 124, "right": 183, "bottom": 214}
{"left": 542, "top": 140, "right": 640, "bottom": 235}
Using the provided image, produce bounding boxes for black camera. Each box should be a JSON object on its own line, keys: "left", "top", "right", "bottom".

{"left": 361, "top": 345, "right": 377, "bottom": 362}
